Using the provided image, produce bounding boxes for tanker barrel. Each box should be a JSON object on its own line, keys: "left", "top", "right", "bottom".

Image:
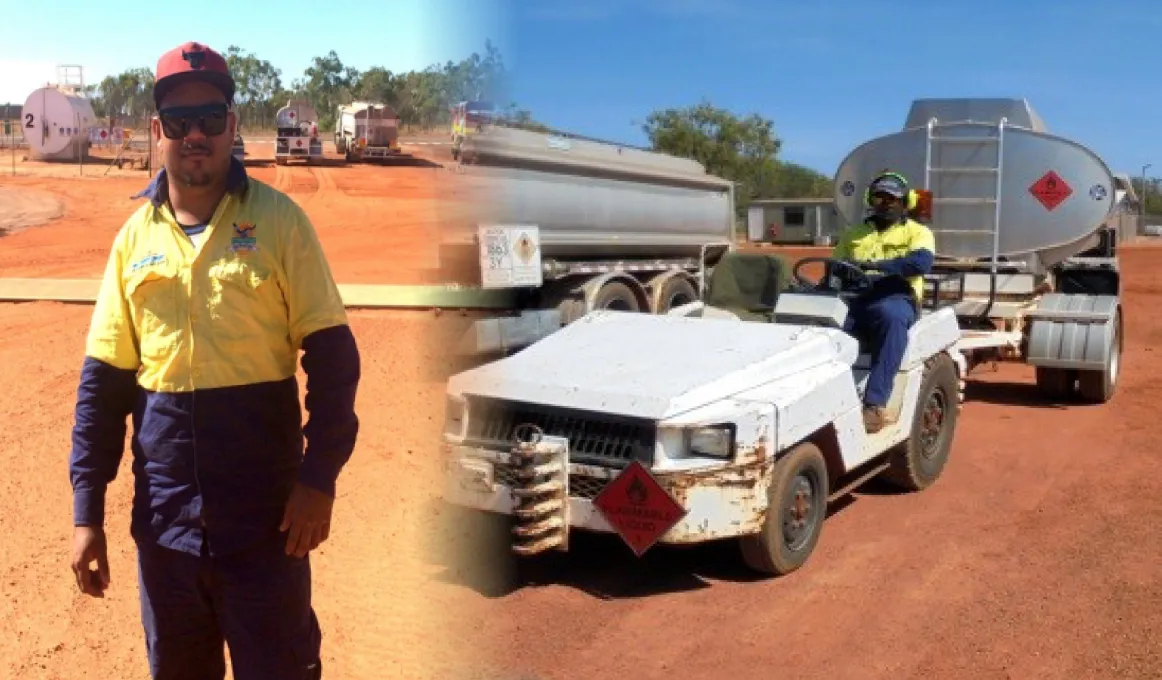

{"left": 21, "top": 86, "right": 97, "bottom": 161}
{"left": 463, "top": 126, "right": 736, "bottom": 192}
{"left": 833, "top": 98, "right": 1117, "bottom": 271}
{"left": 458, "top": 126, "right": 737, "bottom": 262}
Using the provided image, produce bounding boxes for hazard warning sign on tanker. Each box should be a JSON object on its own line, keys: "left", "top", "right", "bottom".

{"left": 1029, "top": 170, "right": 1073, "bottom": 211}
{"left": 593, "top": 460, "right": 687, "bottom": 557}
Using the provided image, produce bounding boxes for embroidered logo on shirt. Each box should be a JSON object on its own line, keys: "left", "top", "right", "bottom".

{"left": 230, "top": 221, "right": 258, "bottom": 253}
{"left": 129, "top": 253, "right": 166, "bottom": 271}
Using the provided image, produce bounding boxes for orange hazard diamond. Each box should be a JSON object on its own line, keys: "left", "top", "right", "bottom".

{"left": 593, "top": 460, "right": 688, "bottom": 557}
{"left": 1029, "top": 170, "right": 1072, "bottom": 211}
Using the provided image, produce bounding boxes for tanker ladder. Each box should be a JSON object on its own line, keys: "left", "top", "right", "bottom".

{"left": 509, "top": 432, "right": 571, "bottom": 555}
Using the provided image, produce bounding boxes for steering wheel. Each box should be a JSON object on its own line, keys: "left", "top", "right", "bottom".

{"left": 792, "top": 257, "right": 873, "bottom": 294}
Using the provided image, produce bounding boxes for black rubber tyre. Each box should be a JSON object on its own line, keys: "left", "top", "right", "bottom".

{"left": 739, "top": 441, "right": 829, "bottom": 576}
{"left": 1035, "top": 367, "right": 1073, "bottom": 399}
{"left": 880, "top": 353, "right": 960, "bottom": 492}
{"left": 591, "top": 281, "right": 641, "bottom": 313}
{"left": 654, "top": 276, "right": 699, "bottom": 313}
{"left": 1077, "top": 307, "right": 1122, "bottom": 403}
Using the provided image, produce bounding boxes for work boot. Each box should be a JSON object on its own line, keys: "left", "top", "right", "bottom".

{"left": 863, "top": 405, "right": 891, "bottom": 434}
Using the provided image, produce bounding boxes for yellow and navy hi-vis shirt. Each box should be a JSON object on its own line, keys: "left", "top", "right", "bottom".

{"left": 832, "top": 217, "right": 936, "bottom": 303}
{"left": 68, "top": 156, "right": 361, "bottom": 557}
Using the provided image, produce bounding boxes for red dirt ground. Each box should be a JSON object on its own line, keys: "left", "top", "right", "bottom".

{"left": 0, "top": 140, "right": 483, "bottom": 285}
{"left": 2, "top": 141, "right": 1162, "bottom": 678}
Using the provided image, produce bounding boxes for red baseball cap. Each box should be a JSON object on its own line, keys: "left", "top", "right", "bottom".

{"left": 152, "top": 41, "right": 235, "bottom": 109}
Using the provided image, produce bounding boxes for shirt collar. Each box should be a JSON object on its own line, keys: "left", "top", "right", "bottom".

{"left": 132, "top": 155, "right": 249, "bottom": 208}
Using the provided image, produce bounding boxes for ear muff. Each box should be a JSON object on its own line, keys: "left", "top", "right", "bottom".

{"left": 864, "top": 171, "right": 919, "bottom": 211}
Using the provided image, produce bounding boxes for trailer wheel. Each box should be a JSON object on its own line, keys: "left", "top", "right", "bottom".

{"left": 1035, "top": 367, "right": 1073, "bottom": 399}
{"left": 739, "top": 441, "right": 829, "bottom": 576}
{"left": 655, "top": 276, "right": 698, "bottom": 314}
{"left": 1077, "top": 306, "right": 1122, "bottom": 403}
{"left": 880, "top": 353, "right": 959, "bottom": 492}
{"left": 591, "top": 281, "right": 640, "bottom": 313}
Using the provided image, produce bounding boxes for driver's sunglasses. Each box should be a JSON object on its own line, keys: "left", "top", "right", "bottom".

{"left": 869, "top": 192, "right": 901, "bottom": 206}
{"left": 158, "top": 103, "right": 229, "bottom": 140}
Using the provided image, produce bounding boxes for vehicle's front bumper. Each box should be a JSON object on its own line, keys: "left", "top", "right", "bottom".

{"left": 443, "top": 443, "right": 770, "bottom": 547}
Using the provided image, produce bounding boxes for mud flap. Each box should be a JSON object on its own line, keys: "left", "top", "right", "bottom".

{"left": 509, "top": 434, "right": 571, "bottom": 555}
{"left": 1025, "top": 293, "right": 1119, "bottom": 371}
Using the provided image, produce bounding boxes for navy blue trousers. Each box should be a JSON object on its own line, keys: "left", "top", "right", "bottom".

{"left": 844, "top": 293, "right": 917, "bottom": 408}
{"left": 136, "top": 533, "right": 322, "bottom": 680}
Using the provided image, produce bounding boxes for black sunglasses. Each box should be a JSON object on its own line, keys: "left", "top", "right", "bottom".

{"left": 158, "top": 103, "right": 229, "bottom": 140}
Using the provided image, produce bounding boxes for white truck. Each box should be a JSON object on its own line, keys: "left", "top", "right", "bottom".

{"left": 445, "top": 124, "right": 737, "bottom": 359}
{"left": 439, "top": 98, "right": 1125, "bottom": 576}
{"left": 334, "top": 102, "right": 403, "bottom": 161}
{"left": 274, "top": 99, "right": 322, "bottom": 165}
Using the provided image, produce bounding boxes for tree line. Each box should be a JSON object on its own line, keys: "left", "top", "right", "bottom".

{"left": 642, "top": 100, "right": 834, "bottom": 213}
{"left": 0, "top": 41, "right": 835, "bottom": 205}
{"left": 1, "top": 40, "right": 520, "bottom": 134}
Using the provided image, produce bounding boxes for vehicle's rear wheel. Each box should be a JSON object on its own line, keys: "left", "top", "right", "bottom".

{"left": 740, "top": 441, "right": 829, "bottom": 576}
{"left": 1077, "top": 306, "right": 1122, "bottom": 403}
{"left": 654, "top": 276, "right": 698, "bottom": 314}
{"left": 880, "top": 353, "right": 959, "bottom": 491}
{"left": 592, "top": 281, "right": 641, "bottom": 313}
{"left": 1035, "top": 367, "right": 1072, "bottom": 399}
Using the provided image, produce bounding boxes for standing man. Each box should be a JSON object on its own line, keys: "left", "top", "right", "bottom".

{"left": 832, "top": 171, "right": 936, "bottom": 434}
{"left": 67, "top": 41, "right": 360, "bottom": 679}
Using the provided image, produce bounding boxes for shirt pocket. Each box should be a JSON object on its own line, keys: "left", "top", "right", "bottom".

{"left": 206, "top": 258, "right": 285, "bottom": 333}
{"left": 124, "top": 265, "right": 183, "bottom": 365}
{"left": 879, "top": 232, "right": 915, "bottom": 260}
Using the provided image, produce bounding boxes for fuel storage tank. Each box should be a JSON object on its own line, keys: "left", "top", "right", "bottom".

{"left": 21, "top": 86, "right": 96, "bottom": 161}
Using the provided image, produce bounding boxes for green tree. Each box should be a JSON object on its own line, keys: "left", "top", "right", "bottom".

{"left": 63, "top": 40, "right": 509, "bottom": 134}
{"left": 642, "top": 100, "right": 833, "bottom": 217}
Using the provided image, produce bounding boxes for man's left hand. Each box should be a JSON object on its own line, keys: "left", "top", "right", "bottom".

{"left": 280, "top": 482, "right": 334, "bottom": 557}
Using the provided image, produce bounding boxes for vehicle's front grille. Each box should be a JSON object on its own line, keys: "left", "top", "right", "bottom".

{"left": 491, "top": 462, "right": 610, "bottom": 501}
{"left": 466, "top": 398, "right": 656, "bottom": 467}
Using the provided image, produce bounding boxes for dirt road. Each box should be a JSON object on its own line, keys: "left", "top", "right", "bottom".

{"left": 436, "top": 246, "right": 1162, "bottom": 679}
{"left": 0, "top": 139, "right": 479, "bottom": 285}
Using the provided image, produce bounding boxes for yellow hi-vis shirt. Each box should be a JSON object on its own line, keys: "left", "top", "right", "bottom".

{"left": 72, "top": 158, "right": 359, "bottom": 558}
{"left": 86, "top": 177, "right": 348, "bottom": 391}
{"left": 831, "top": 217, "right": 936, "bottom": 303}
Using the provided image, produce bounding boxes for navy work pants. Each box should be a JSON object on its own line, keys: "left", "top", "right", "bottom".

{"left": 843, "top": 293, "right": 917, "bottom": 408}
{"left": 136, "top": 533, "right": 322, "bottom": 680}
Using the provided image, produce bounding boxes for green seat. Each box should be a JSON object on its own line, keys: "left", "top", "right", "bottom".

{"left": 704, "top": 252, "right": 793, "bottom": 322}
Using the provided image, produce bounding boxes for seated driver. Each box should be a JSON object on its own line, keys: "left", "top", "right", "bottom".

{"left": 832, "top": 172, "right": 936, "bottom": 434}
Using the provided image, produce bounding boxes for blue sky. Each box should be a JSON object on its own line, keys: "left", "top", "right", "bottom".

{"left": 499, "top": 0, "right": 1160, "bottom": 178}
{"left": 0, "top": 0, "right": 510, "bottom": 105}
{"left": 1, "top": 0, "right": 1156, "bottom": 180}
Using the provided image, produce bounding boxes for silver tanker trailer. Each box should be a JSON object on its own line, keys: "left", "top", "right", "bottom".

{"left": 446, "top": 124, "right": 737, "bottom": 358}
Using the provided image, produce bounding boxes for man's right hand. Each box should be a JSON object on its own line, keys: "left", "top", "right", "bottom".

{"left": 71, "top": 526, "right": 110, "bottom": 597}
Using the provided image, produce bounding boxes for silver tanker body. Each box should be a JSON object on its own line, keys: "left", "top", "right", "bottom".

{"left": 832, "top": 97, "right": 1126, "bottom": 402}
{"left": 460, "top": 125, "right": 736, "bottom": 260}
{"left": 448, "top": 124, "right": 738, "bottom": 359}
{"left": 833, "top": 98, "right": 1122, "bottom": 272}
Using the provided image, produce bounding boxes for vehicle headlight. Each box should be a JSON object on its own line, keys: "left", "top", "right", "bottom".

{"left": 686, "top": 425, "right": 735, "bottom": 460}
